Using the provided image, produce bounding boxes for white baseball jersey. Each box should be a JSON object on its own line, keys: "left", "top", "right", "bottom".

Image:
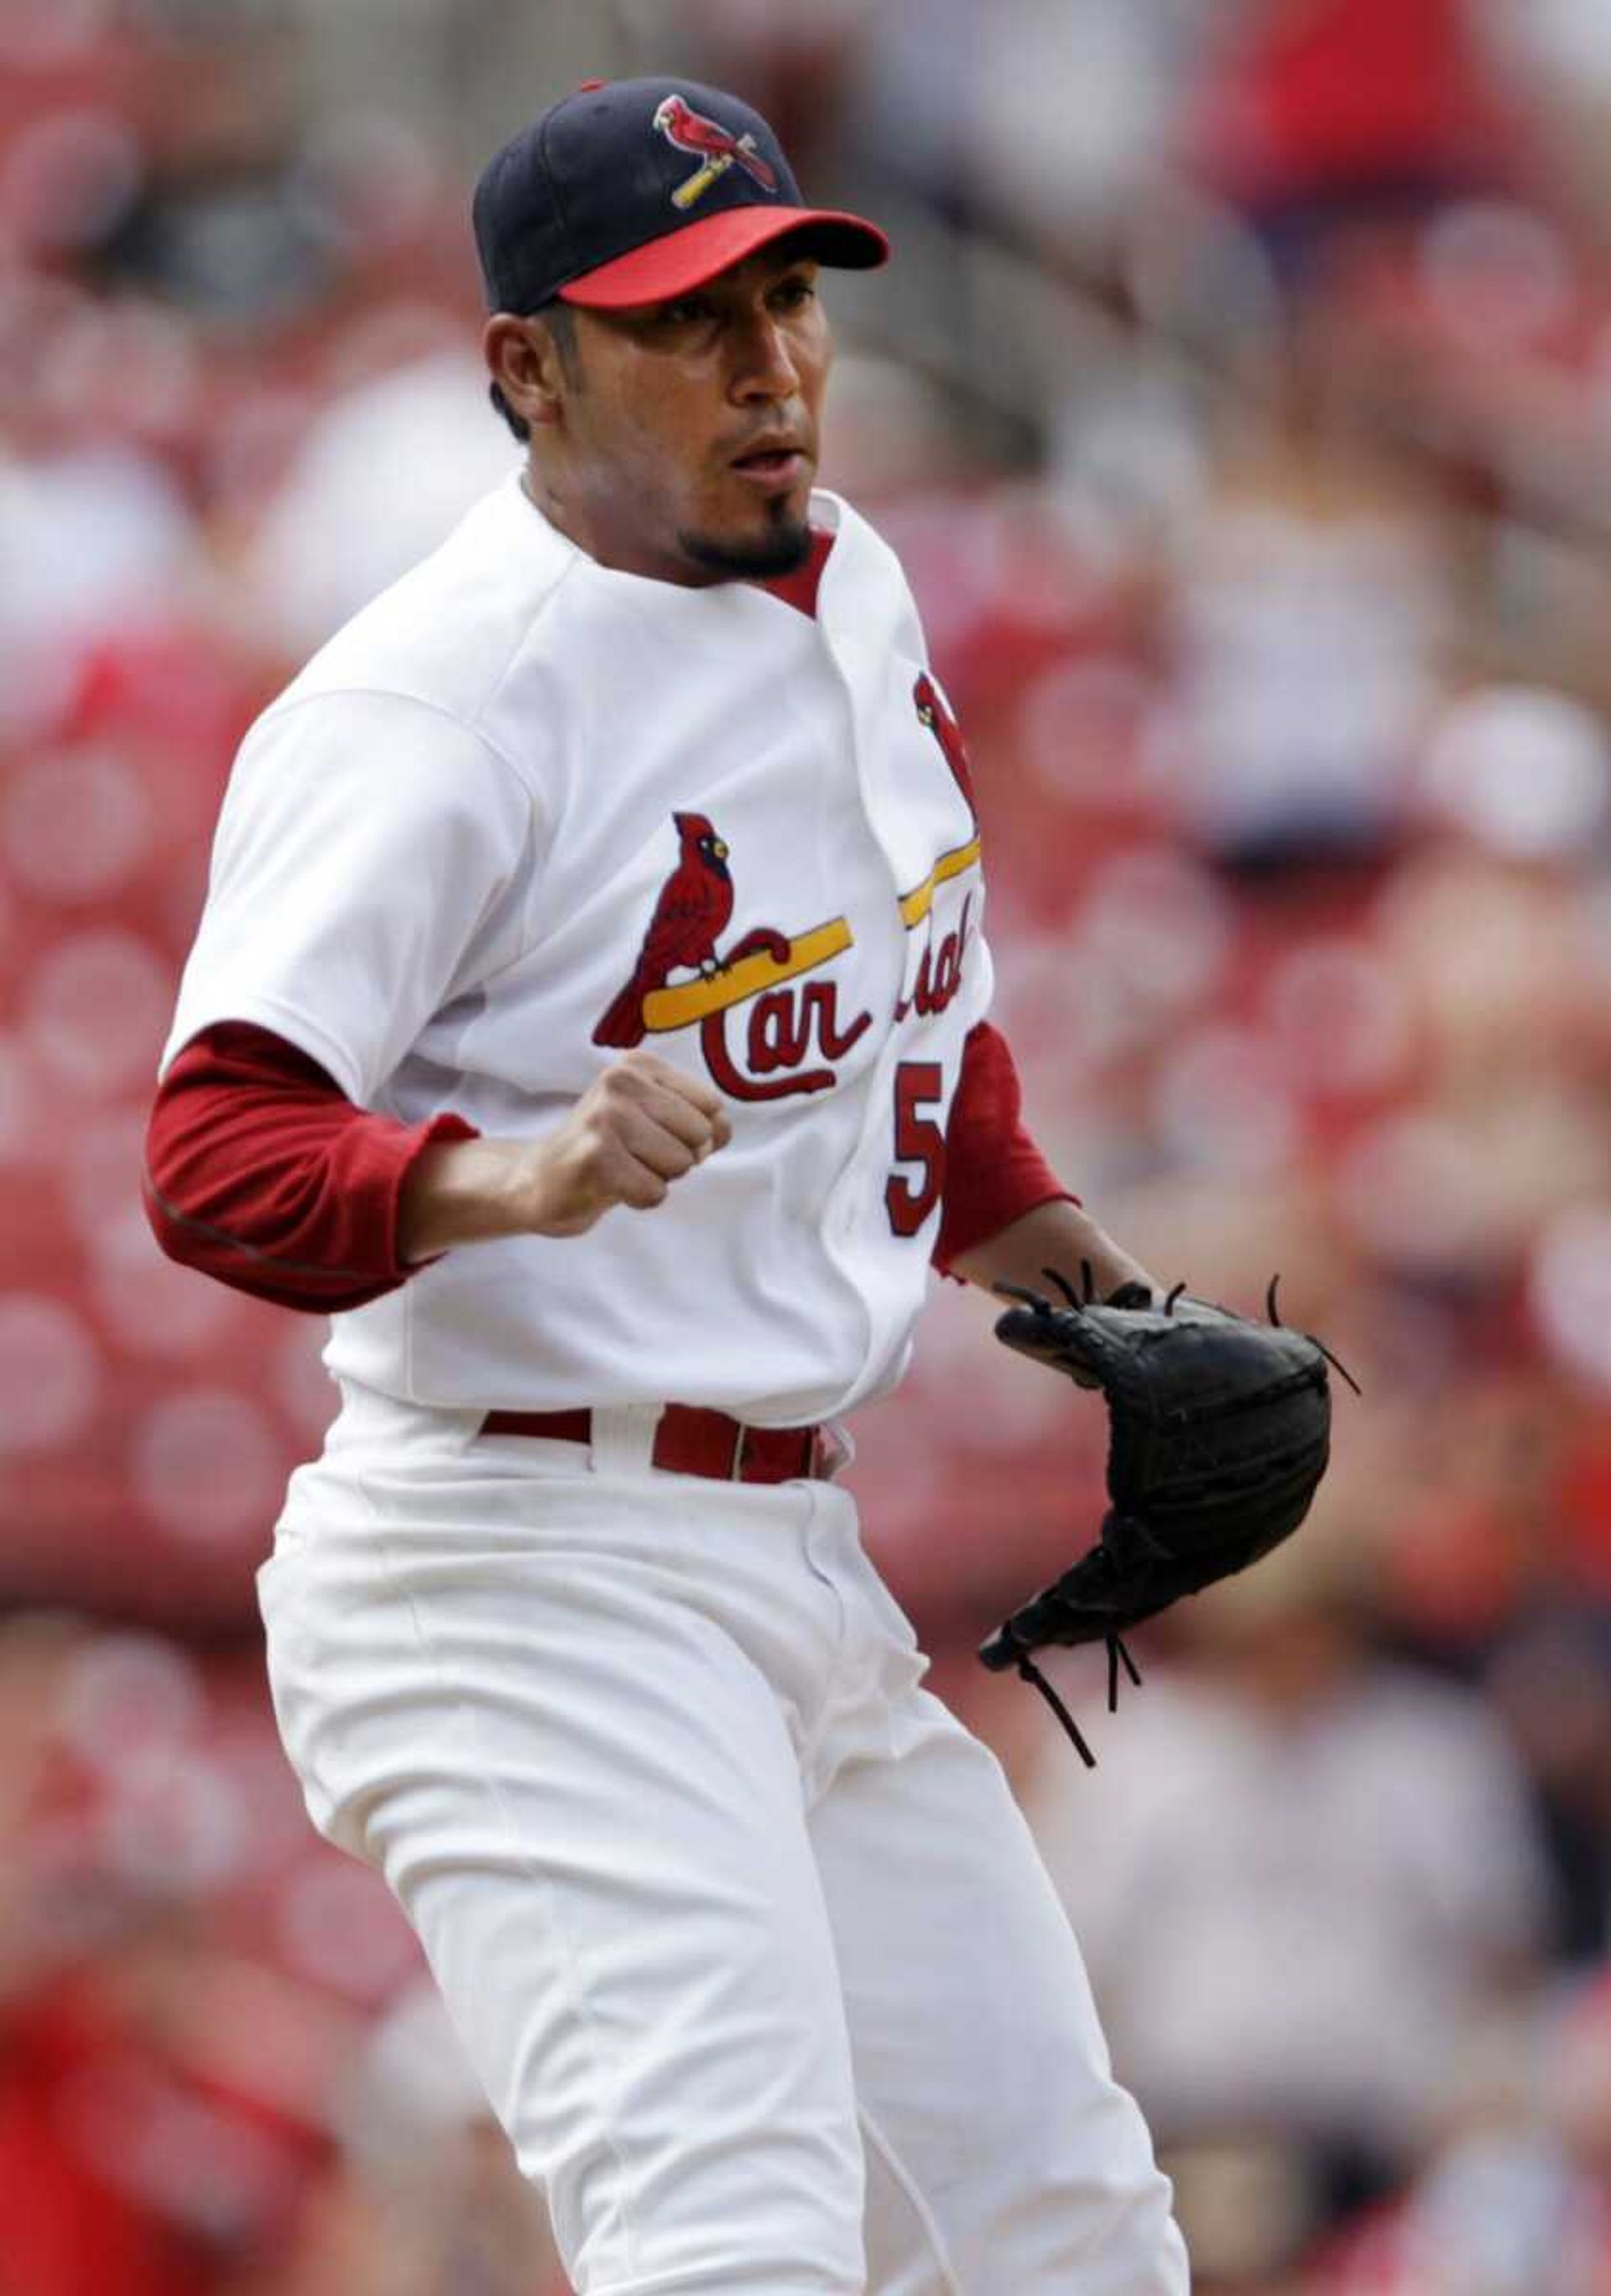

{"left": 161, "top": 472, "right": 992, "bottom": 1423}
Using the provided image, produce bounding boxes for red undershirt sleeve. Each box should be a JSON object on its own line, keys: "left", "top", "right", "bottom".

{"left": 143, "top": 1020, "right": 478, "bottom": 1313}
{"left": 932, "top": 1020, "right": 1077, "bottom": 1280}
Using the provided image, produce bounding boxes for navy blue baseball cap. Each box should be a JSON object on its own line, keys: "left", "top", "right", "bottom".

{"left": 473, "top": 76, "right": 889, "bottom": 313}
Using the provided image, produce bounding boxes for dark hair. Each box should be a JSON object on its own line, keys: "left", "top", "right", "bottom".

{"left": 489, "top": 300, "right": 581, "bottom": 442}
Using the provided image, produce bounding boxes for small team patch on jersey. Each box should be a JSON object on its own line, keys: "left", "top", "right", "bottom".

{"left": 914, "top": 671, "right": 978, "bottom": 820}
{"left": 896, "top": 673, "right": 981, "bottom": 927}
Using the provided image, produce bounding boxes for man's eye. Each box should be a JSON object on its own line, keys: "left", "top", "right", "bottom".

{"left": 660, "top": 298, "right": 712, "bottom": 326}
{"left": 772, "top": 278, "right": 816, "bottom": 310}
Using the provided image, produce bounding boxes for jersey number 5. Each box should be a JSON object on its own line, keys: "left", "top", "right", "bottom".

{"left": 885, "top": 1061, "right": 946, "bottom": 1237}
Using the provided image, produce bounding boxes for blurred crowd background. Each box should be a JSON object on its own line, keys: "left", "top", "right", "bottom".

{"left": 4, "top": 0, "right": 1611, "bottom": 2290}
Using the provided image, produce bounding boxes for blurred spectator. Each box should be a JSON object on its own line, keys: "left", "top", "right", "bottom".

{"left": 1185, "top": 0, "right": 1522, "bottom": 274}
{"left": 1159, "top": 416, "right": 1449, "bottom": 871}
{"left": 1022, "top": 1532, "right": 1551, "bottom": 2252}
{"left": 242, "top": 340, "right": 518, "bottom": 656}
{"left": 1485, "top": 1605, "right": 1611, "bottom": 1964}
{"left": 1309, "top": 1976, "right": 1611, "bottom": 2291}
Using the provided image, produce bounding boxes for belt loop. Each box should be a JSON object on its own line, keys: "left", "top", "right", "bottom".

{"left": 730, "top": 1421, "right": 747, "bottom": 1480}
{"left": 588, "top": 1404, "right": 664, "bottom": 1479}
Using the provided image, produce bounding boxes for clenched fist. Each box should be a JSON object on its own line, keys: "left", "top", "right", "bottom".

{"left": 521, "top": 1051, "right": 732, "bottom": 1234}
{"left": 399, "top": 1051, "right": 732, "bottom": 1261}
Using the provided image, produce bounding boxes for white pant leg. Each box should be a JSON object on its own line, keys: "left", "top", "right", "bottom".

{"left": 803, "top": 1492, "right": 1191, "bottom": 2296}
{"left": 258, "top": 1453, "right": 871, "bottom": 2296}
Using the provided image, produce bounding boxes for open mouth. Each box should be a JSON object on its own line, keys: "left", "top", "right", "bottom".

{"left": 730, "top": 446, "right": 808, "bottom": 490}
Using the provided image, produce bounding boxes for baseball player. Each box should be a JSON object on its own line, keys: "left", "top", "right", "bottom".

{"left": 146, "top": 78, "right": 1191, "bottom": 2295}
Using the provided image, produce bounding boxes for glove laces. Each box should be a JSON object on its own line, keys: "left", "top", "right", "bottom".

{"left": 1015, "top": 1633, "right": 1142, "bottom": 1768}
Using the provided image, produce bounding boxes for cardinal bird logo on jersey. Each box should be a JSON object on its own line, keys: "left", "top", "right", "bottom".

{"left": 654, "top": 94, "right": 779, "bottom": 211}
{"left": 593, "top": 811, "right": 736, "bottom": 1049}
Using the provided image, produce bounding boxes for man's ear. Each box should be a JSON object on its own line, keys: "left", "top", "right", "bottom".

{"left": 482, "top": 312, "right": 569, "bottom": 432}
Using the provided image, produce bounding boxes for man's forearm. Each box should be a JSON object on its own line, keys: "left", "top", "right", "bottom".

{"left": 950, "top": 1198, "right": 1156, "bottom": 1302}
{"left": 398, "top": 1135, "right": 534, "bottom": 1261}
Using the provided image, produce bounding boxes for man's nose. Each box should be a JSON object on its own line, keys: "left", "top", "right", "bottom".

{"left": 731, "top": 311, "right": 800, "bottom": 400}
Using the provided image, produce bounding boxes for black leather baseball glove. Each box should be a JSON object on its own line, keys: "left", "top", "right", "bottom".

{"left": 979, "top": 1271, "right": 1351, "bottom": 1764}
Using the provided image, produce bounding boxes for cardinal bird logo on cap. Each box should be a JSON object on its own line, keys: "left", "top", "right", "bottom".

{"left": 654, "top": 93, "right": 779, "bottom": 211}
{"left": 593, "top": 811, "right": 736, "bottom": 1049}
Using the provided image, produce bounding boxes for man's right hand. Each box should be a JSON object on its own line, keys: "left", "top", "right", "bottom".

{"left": 398, "top": 1051, "right": 732, "bottom": 1262}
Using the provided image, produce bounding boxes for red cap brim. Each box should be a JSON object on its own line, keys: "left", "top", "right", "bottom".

{"left": 558, "top": 205, "right": 889, "bottom": 310}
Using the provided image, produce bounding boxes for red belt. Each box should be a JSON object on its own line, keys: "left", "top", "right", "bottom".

{"left": 479, "top": 1403, "right": 826, "bottom": 1485}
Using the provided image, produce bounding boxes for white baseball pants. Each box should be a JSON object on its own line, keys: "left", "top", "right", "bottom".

{"left": 258, "top": 1386, "right": 1189, "bottom": 2295}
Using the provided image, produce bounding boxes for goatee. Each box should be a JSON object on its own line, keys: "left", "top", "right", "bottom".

{"left": 677, "top": 507, "right": 811, "bottom": 582}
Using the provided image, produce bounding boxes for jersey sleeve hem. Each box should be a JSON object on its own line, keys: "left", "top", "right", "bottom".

{"left": 161, "top": 994, "right": 368, "bottom": 1103}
